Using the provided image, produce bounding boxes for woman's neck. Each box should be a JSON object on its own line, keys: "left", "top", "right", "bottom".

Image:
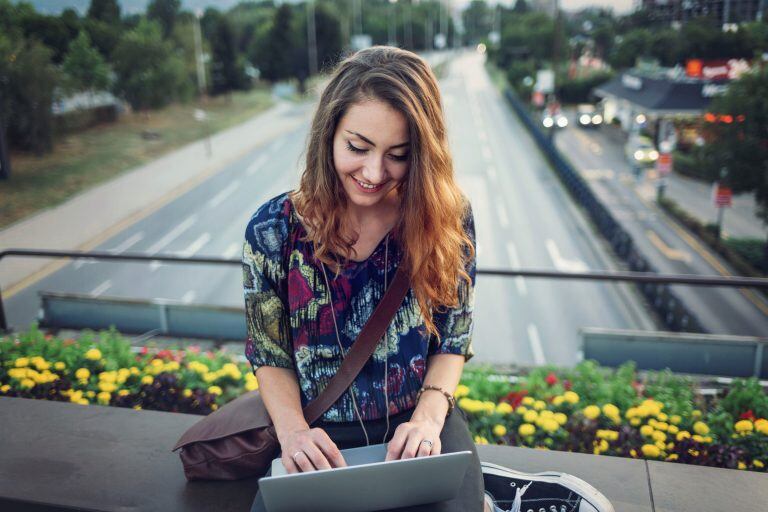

{"left": 344, "top": 189, "right": 401, "bottom": 232}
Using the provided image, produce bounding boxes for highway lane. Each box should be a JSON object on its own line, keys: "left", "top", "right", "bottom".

{"left": 555, "top": 119, "right": 768, "bottom": 336}
{"left": 5, "top": 51, "right": 655, "bottom": 366}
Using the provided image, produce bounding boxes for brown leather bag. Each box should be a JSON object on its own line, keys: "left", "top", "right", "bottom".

{"left": 172, "top": 264, "right": 410, "bottom": 481}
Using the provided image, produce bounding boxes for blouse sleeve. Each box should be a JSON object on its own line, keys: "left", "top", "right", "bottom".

{"left": 242, "top": 203, "right": 294, "bottom": 372}
{"left": 428, "top": 202, "right": 477, "bottom": 361}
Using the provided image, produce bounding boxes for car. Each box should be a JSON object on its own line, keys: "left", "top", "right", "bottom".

{"left": 576, "top": 104, "right": 603, "bottom": 129}
{"left": 625, "top": 136, "right": 659, "bottom": 167}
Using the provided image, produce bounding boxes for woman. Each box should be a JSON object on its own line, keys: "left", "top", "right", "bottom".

{"left": 243, "top": 47, "right": 611, "bottom": 512}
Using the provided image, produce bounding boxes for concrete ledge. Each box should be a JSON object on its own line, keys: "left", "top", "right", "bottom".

{"left": 1, "top": 397, "right": 765, "bottom": 512}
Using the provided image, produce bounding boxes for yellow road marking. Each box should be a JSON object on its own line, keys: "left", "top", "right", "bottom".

{"left": 646, "top": 230, "right": 692, "bottom": 263}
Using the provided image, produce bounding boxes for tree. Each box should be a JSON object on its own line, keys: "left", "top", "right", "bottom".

{"left": 257, "top": 4, "right": 296, "bottom": 83}
{"left": 462, "top": 0, "right": 492, "bottom": 45}
{"left": 147, "top": 0, "right": 182, "bottom": 39}
{"left": 87, "top": 0, "right": 121, "bottom": 25}
{"left": 112, "top": 20, "right": 190, "bottom": 110}
{"left": 706, "top": 67, "right": 768, "bottom": 228}
{"left": 209, "top": 14, "right": 249, "bottom": 94}
{"left": 84, "top": 18, "right": 121, "bottom": 58}
{"left": 62, "top": 31, "right": 111, "bottom": 94}
{"left": 0, "top": 33, "right": 58, "bottom": 154}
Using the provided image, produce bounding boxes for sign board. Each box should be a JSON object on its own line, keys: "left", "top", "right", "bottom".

{"left": 713, "top": 184, "right": 733, "bottom": 208}
{"left": 621, "top": 74, "right": 643, "bottom": 91}
{"left": 702, "top": 83, "right": 729, "bottom": 98}
{"left": 535, "top": 69, "right": 555, "bottom": 94}
{"left": 656, "top": 153, "right": 673, "bottom": 175}
{"left": 532, "top": 91, "right": 545, "bottom": 107}
{"left": 686, "top": 58, "right": 751, "bottom": 80}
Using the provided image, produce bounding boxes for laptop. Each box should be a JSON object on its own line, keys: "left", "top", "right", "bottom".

{"left": 257, "top": 443, "right": 473, "bottom": 512}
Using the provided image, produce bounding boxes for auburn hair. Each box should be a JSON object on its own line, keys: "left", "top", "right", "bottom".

{"left": 290, "top": 46, "right": 474, "bottom": 341}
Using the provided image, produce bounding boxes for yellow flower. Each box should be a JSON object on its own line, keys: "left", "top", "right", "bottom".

{"left": 20, "top": 378, "right": 35, "bottom": 389}
{"left": 540, "top": 419, "right": 559, "bottom": 433}
{"left": 641, "top": 444, "right": 660, "bottom": 458}
{"left": 211, "top": 404, "right": 218, "bottom": 411}
{"left": 553, "top": 412, "right": 568, "bottom": 426}
{"left": 676, "top": 430, "right": 691, "bottom": 441}
{"left": 522, "top": 396, "right": 535, "bottom": 406}
{"left": 692, "top": 410, "right": 702, "bottom": 419}
{"left": 652, "top": 431, "right": 667, "bottom": 443}
{"left": 693, "top": 421, "right": 709, "bottom": 435}
{"left": 133, "top": 405, "right": 142, "bottom": 410}
{"left": 97, "top": 392, "right": 111, "bottom": 405}
{"left": 692, "top": 434, "right": 705, "bottom": 443}
{"left": 552, "top": 396, "right": 565, "bottom": 407}
{"left": 630, "top": 417, "right": 641, "bottom": 427}
{"left": 688, "top": 449, "right": 699, "bottom": 457}
{"left": 454, "top": 384, "right": 470, "bottom": 398}
{"left": 85, "top": 348, "right": 102, "bottom": 361}
{"left": 666, "top": 454, "right": 679, "bottom": 461}
{"left": 518, "top": 423, "right": 536, "bottom": 437}
{"left": 629, "top": 449, "right": 637, "bottom": 458}
{"left": 130, "top": 367, "right": 140, "bottom": 376}
{"left": 667, "top": 425, "right": 679, "bottom": 435}
{"left": 596, "top": 439, "right": 609, "bottom": 452}
{"left": 183, "top": 389, "right": 193, "bottom": 398}
{"left": 493, "top": 424, "right": 507, "bottom": 437}
{"left": 523, "top": 410, "right": 539, "bottom": 423}
{"left": 669, "top": 415, "right": 681, "bottom": 425}
{"left": 99, "top": 371, "right": 116, "bottom": 383}
{"left": 539, "top": 410, "right": 554, "bottom": 418}
{"left": 0, "top": 384, "right": 9, "bottom": 393}
{"left": 756, "top": 420, "right": 768, "bottom": 435}
{"left": 753, "top": 460, "right": 764, "bottom": 469}
{"left": 245, "top": 379, "right": 259, "bottom": 392}
{"left": 533, "top": 400, "right": 546, "bottom": 411}
{"left": 14, "top": 357, "right": 30, "bottom": 367}
{"left": 563, "top": 391, "right": 579, "bottom": 404}
{"left": 118, "top": 389, "right": 130, "bottom": 397}
{"left": 208, "top": 385, "right": 222, "bottom": 395}
{"left": 77, "top": 398, "right": 89, "bottom": 405}
{"left": 625, "top": 407, "right": 638, "bottom": 419}
{"left": 515, "top": 406, "right": 528, "bottom": 415}
{"left": 602, "top": 404, "right": 620, "bottom": 418}
{"left": 473, "top": 435, "right": 489, "bottom": 445}
{"left": 141, "top": 375, "right": 154, "bottom": 385}
{"left": 655, "top": 422, "right": 669, "bottom": 432}
{"left": 98, "top": 382, "right": 117, "bottom": 393}
{"left": 596, "top": 429, "right": 619, "bottom": 441}
{"left": 482, "top": 401, "right": 496, "bottom": 414}
{"left": 583, "top": 405, "right": 600, "bottom": 420}
{"left": 86, "top": 390, "right": 95, "bottom": 398}
{"left": 640, "top": 425, "right": 655, "bottom": 437}
{"left": 54, "top": 362, "right": 66, "bottom": 371}
{"left": 734, "top": 420, "right": 754, "bottom": 433}
{"left": 495, "top": 402, "right": 513, "bottom": 415}
{"left": 738, "top": 461, "right": 746, "bottom": 470}
{"left": 75, "top": 368, "right": 91, "bottom": 380}
{"left": 667, "top": 442, "right": 675, "bottom": 450}
{"left": 656, "top": 412, "right": 668, "bottom": 422}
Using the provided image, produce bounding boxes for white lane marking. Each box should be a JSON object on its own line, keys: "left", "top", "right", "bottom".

{"left": 181, "top": 290, "right": 196, "bottom": 304}
{"left": 178, "top": 232, "right": 211, "bottom": 258}
{"left": 207, "top": 181, "right": 240, "bottom": 209}
{"left": 75, "top": 232, "right": 144, "bottom": 269}
{"left": 545, "top": 239, "right": 588, "bottom": 273}
{"left": 506, "top": 242, "right": 527, "bottom": 296}
{"left": 147, "top": 215, "right": 197, "bottom": 271}
{"left": 496, "top": 202, "right": 509, "bottom": 228}
{"left": 90, "top": 280, "right": 112, "bottom": 297}
{"left": 247, "top": 154, "right": 268, "bottom": 176}
{"left": 482, "top": 145, "right": 492, "bottom": 162}
{"left": 487, "top": 165, "right": 497, "bottom": 181}
{"left": 223, "top": 242, "right": 240, "bottom": 259}
{"left": 270, "top": 138, "right": 286, "bottom": 154}
{"left": 527, "top": 324, "right": 546, "bottom": 365}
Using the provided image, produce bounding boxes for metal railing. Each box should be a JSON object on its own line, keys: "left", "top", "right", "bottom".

{"left": 3, "top": 248, "right": 768, "bottom": 333}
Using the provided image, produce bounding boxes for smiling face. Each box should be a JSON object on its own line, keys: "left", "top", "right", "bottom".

{"left": 332, "top": 98, "right": 410, "bottom": 217}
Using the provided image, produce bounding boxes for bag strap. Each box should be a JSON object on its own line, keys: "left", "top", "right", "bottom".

{"left": 301, "top": 263, "right": 410, "bottom": 425}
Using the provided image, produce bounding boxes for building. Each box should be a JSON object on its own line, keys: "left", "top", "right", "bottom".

{"left": 639, "top": 0, "right": 766, "bottom": 25}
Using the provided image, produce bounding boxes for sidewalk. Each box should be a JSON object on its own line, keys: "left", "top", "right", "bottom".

{"left": 0, "top": 99, "right": 313, "bottom": 294}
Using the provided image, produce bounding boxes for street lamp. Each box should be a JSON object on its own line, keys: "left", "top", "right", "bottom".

{"left": 193, "top": 9, "right": 207, "bottom": 98}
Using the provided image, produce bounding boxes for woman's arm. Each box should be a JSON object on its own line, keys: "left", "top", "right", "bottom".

{"left": 257, "top": 366, "right": 347, "bottom": 473}
{"left": 385, "top": 353, "right": 465, "bottom": 461}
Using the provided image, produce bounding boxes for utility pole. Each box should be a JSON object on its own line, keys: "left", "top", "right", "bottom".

{"left": 0, "top": 111, "right": 10, "bottom": 180}
{"left": 193, "top": 9, "right": 207, "bottom": 97}
{"left": 389, "top": 0, "right": 398, "bottom": 46}
{"left": 404, "top": 0, "right": 413, "bottom": 49}
{"left": 307, "top": 0, "right": 318, "bottom": 77}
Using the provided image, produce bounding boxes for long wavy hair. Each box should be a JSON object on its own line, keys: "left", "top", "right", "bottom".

{"left": 290, "top": 46, "right": 474, "bottom": 341}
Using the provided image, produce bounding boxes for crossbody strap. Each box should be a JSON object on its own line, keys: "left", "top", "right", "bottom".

{"left": 301, "top": 263, "right": 410, "bottom": 424}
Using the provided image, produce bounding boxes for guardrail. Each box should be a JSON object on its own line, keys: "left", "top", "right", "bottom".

{"left": 502, "top": 88, "right": 708, "bottom": 333}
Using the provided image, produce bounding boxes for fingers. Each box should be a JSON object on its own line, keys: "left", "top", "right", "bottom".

{"left": 432, "top": 438, "right": 442, "bottom": 456}
{"left": 301, "top": 442, "right": 333, "bottom": 471}
{"left": 385, "top": 425, "right": 408, "bottom": 461}
{"left": 281, "top": 428, "right": 347, "bottom": 473}
{"left": 315, "top": 428, "right": 347, "bottom": 468}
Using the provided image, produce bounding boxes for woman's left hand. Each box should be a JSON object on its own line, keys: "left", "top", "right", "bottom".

{"left": 385, "top": 418, "right": 443, "bottom": 461}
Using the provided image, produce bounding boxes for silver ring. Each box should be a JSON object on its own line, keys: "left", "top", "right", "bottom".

{"left": 292, "top": 450, "right": 305, "bottom": 462}
{"left": 421, "top": 440, "right": 433, "bottom": 449}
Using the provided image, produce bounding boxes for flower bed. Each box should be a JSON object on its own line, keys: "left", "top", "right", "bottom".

{"left": 1, "top": 326, "right": 766, "bottom": 472}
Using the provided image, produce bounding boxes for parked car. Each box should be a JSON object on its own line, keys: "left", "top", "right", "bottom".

{"left": 576, "top": 104, "right": 603, "bottom": 129}
{"left": 625, "top": 136, "right": 659, "bottom": 167}
{"left": 542, "top": 111, "right": 568, "bottom": 129}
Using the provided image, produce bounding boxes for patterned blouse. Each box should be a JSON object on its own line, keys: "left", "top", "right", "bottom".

{"left": 242, "top": 191, "right": 476, "bottom": 423}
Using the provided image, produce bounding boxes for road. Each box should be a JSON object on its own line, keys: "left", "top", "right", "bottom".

{"left": 555, "top": 117, "right": 768, "bottom": 336}
{"left": 5, "top": 50, "right": 655, "bottom": 367}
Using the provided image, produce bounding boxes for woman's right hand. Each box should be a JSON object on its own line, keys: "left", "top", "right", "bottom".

{"left": 279, "top": 427, "right": 347, "bottom": 474}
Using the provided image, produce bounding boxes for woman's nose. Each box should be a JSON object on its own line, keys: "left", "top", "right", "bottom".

{"left": 360, "top": 155, "right": 388, "bottom": 184}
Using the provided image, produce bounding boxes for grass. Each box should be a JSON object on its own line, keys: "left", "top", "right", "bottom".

{"left": 0, "top": 87, "right": 274, "bottom": 230}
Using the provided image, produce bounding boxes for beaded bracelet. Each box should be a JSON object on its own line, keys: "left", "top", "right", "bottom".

{"left": 416, "top": 385, "right": 456, "bottom": 416}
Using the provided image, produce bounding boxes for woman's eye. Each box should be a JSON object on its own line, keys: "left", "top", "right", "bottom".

{"left": 346, "top": 141, "right": 367, "bottom": 154}
{"left": 389, "top": 154, "right": 409, "bottom": 162}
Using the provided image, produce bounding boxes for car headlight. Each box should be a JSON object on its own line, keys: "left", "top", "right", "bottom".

{"left": 543, "top": 117, "right": 554, "bottom": 128}
{"left": 556, "top": 117, "right": 568, "bottom": 128}
{"left": 649, "top": 150, "right": 659, "bottom": 160}
{"left": 580, "top": 114, "right": 591, "bottom": 125}
{"left": 592, "top": 115, "right": 603, "bottom": 124}
{"left": 634, "top": 150, "right": 644, "bottom": 161}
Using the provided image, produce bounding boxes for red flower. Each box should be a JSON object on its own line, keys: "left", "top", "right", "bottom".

{"left": 563, "top": 380, "right": 572, "bottom": 391}
{"left": 545, "top": 372, "right": 558, "bottom": 386}
{"left": 739, "top": 410, "right": 755, "bottom": 421}
{"left": 501, "top": 389, "right": 528, "bottom": 408}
